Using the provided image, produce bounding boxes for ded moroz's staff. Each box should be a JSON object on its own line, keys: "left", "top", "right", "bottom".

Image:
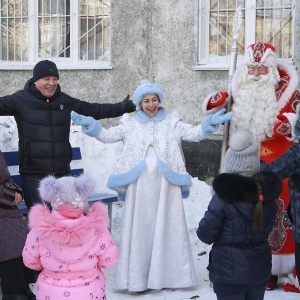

{"left": 220, "top": 5, "right": 243, "bottom": 171}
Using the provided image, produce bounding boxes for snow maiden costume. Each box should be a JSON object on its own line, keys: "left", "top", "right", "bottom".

{"left": 202, "top": 42, "right": 300, "bottom": 291}
{"left": 71, "top": 80, "right": 232, "bottom": 292}
{"left": 22, "top": 174, "right": 119, "bottom": 300}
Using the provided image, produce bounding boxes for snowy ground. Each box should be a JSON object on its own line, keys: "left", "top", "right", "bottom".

{"left": 0, "top": 117, "right": 299, "bottom": 299}
{"left": 102, "top": 178, "right": 299, "bottom": 300}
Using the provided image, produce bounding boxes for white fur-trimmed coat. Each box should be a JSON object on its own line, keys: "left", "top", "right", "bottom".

{"left": 94, "top": 108, "right": 209, "bottom": 200}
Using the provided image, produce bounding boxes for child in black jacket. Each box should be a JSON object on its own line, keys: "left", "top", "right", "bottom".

{"left": 197, "top": 130, "right": 282, "bottom": 300}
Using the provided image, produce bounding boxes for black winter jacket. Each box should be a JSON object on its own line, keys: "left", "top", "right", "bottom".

{"left": 0, "top": 79, "right": 130, "bottom": 175}
{"left": 197, "top": 171, "right": 282, "bottom": 286}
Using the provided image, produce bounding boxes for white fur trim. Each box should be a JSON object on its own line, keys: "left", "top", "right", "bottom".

{"left": 276, "top": 60, "right": 299, "bottom": 111}
{"left": 284, "top": 112, "right": 298, "bottom": 141}
{"left": 271, "top": 253, "right": 295, "bottom": 275}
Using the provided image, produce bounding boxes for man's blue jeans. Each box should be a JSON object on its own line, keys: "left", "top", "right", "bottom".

{"left": 21, "top": 173, "right": 67, "bottom": 210}
{"left": 21, "top": 174, "right": 45, "bottom": 210}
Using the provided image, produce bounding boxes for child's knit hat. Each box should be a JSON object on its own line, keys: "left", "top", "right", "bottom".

{"left": 39, "top": 174, "right": 95, "bottom": 212}
{"left": 132, "top": 79, "right": 164, "bottom": 106}
{"left": 222, "top": 129, "right": 260, "bottom": 176}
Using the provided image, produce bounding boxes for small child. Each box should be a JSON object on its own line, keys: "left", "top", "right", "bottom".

{"left": 197, "top": 130, "right": 282, "bottom": 300}
{"left": 22, "top": 174, "right": 118, "bottom": 300}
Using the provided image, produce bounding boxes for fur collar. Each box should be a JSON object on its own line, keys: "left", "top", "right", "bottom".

{"left": 135, "top": 107, "right": 166, "bottom": 123}
{"left": 213, "top": 171, "right": 282, "bottom": 204}
{"left": 28, "top": 202, "right": 109, "bottom": 247}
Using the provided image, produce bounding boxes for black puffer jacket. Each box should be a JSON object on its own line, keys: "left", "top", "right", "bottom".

{"left": 0, "top": 79, "right": 130, "bottom": 175}
{"left": 197, "top": 171, "right": 282, "bottom": 286}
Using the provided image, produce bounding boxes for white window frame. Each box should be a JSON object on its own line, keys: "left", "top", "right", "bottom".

{"left": 0, "top": 0, "right": 111, "bottom": 70}
{"left": 195, "top": 0, "right": 295, "bottom": 71}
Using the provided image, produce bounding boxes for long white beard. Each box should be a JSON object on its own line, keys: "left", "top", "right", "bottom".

{"left": 230, "top": 66, "right": 280, "bottom": 142}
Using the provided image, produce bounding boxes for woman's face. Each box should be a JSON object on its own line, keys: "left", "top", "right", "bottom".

{"left": 141, "top": 94, "right": 160, "bottom": 117}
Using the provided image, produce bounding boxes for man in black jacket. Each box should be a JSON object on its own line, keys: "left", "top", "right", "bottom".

{"left": 0, "top": 60, "right": 135, "bottom": 210}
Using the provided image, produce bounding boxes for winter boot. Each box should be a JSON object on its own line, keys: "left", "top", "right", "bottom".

{"left": 266, "top": 275, "right": 278, "bottom": 290}
{"left": 2, "top": 292, "right": 28, "bottom": 300}
{"left": 23, "top": 286, "right": 36, "bottom": 299}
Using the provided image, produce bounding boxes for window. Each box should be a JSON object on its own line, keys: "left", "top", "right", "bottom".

{"left": 0, "top": 0, "right": 111, "bottom": 69}
{"left": 197, "top": 0, "right": 295, "bottom": 70}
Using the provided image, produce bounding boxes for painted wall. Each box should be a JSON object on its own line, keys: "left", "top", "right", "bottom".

{"left": 0, "top": 0, "right": 233, "bottom": 126}
{"left": 0, "top": 0, "right": 299, "bottom": 182}
{"left": 1, "top": 1, "right": 298, "bottom": 125}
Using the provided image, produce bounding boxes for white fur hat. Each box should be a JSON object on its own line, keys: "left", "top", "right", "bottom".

{"left": 39, "top": 174, "right": 95, "bottom": 212}
{"left": 132, "top": 79, "right": 164, "bottom": 106}
{"left": 223, "top": 130, "right": 260, "bottom": 176}
{"left": 244, "top": 42, "right": 277, "bottom": 68}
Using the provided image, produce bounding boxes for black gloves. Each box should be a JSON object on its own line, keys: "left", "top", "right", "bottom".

{"left": 122, "top": 95, "right": 136, "bottom": 113}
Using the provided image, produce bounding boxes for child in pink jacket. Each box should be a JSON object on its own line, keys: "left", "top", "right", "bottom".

{"left": 22, "top": 174, "right": 118, "bottom": 300}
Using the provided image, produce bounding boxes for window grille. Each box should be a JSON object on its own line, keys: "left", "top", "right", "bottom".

{"left": 197, "top": 0, "right": 295, "bottom": 70}
{"left": 0, "top": 0, "right": 111, "bottom": 69}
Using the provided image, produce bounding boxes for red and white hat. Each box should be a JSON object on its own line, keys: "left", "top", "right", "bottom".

{"left": 244, "top": 42, "right": 277, "bottom": 67}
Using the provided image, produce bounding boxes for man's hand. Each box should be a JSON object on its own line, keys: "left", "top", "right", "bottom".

{"left": 71, "top": 111, "right": 93, "bottom": 127}
{"left": 12, "top": 192, "right": 23, "bottom": 206}
{"left": 207, "top": 91, "right": 228, "bottom": 110}
{"left": 122, "top": 95, "right": 136, "bottom": 113}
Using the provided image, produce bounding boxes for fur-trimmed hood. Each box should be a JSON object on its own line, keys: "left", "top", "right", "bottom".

{"left": 213, "top": 171, "right": 282, "bottom": 204}
{"left": 28, "top": 202, "right": 109, "bottom": 262}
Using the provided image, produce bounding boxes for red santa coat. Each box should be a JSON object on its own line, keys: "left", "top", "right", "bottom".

{"left": 203, "top": 60, "right": 300, "bottom": 257}
{"left": 256, "top": 62, "right": 299, "bottom": 255}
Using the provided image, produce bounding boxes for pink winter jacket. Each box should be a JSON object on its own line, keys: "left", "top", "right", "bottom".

{"left": 22, "top": 202, "right": 118, "bottom": 300}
